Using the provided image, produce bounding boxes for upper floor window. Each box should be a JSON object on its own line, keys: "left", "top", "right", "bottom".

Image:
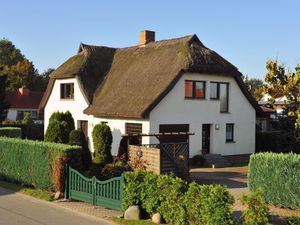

{"left": 60, "top": 83, "right": 74, "bottom": 99}
{"left": 185, "top": 80, "right": 205, "bottom": 99}
{"left": 210, "top": 82, "right": 229, "bottom": 112}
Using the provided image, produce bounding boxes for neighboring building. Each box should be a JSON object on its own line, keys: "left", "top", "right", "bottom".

{"left": 39, "top": 31, "right": 262, "bottom": 157}
{"left": 6, "top": 87, "right": 44, "bottom": 122}
{"left": 257, "top": 93, "right": 287, "bottom": 131}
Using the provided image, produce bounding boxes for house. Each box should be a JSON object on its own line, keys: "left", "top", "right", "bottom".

{"left": 6, "top": 87, "right": 44, "bottom": 122}
{"left": 257, "top": 93, "right": 287, "bottom": 131}
{"left": 39, "top": 31, "right": 262, "bottom": 157}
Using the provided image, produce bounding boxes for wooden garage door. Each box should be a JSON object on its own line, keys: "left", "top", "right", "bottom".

{"left": 159, "top": 124, "right": 189, "bottom": 143}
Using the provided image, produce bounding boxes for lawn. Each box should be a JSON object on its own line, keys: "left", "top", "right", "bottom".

{"left": 0, "top": 180, "right": 54, "bottom": 201}
{"left": 113, "top": 218, "right": 158, "bottom": 225}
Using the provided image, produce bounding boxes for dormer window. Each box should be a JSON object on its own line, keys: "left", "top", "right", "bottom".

{"left": 60, "top": 83, "right": 74, "bottom": 99}
{"left": 185, "top": 80, "right": 205, "bottom": 99}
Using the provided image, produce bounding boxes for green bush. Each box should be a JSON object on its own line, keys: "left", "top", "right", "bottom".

{"left": 0, "top": 137, "right": 81, "bottom": 191}
{"left": 22, "top": 112, "right": 34, "bottom": 125}
{"left": 45, "top": 111, "right": 75, "bottom": 143}
{"left": 69, "top": 129, "right": 91, "bottom": 169}
{"left": 240, "top": 189, "right": 271, "bottom": 225}
{"left": 1, "top": 124, "right": 44, "bottom": 140}
{"left": 248, "top": 153, "right": 300, "bottom": 209}
{"left": 288, "top": 217, "right": 300, "bottom": 225}
{"left": 0, "top": 127, "right": 21, "bottom": 138}
{"left": 122, "top": 170, "right": 234, "bottom": 225}
{"left": 92, "top": 122, "right": 113, "bottom": 165}
{"left": 185, "top": 182, "right": 234, "bottom": 225}
{"left": 191, "top": 154, "right": 205, "bottom": 166}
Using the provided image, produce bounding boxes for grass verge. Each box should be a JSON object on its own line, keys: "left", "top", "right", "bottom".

{"left": 0, "top": 180, "right": 54, "bottom": 201}
{"left": 113, "top": 218, "right": 157, "bottom": 225}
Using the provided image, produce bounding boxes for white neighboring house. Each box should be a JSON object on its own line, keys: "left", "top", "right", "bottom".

{"left": 40, "top": 31, "right": 262, "bottom": 157}
{"left": 6, "top": 87, "right": 43, "bottom": 122}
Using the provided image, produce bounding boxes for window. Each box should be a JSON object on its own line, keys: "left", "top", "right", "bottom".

{"left": 185, "top": 80, "right": 205, "bottom": 99}
{"left": 60, "top": 83, "right": 74, "bottom": 99}
{"left": 220, "top": 83, "right": 229, "bottom": 112}
{"left": 210, "top": 82, "right": 219, "bottom": 99}
{"left": 226, "top": 123, "right": 234, "bottom": 142}
{"left": 16, "top": 110, "right": 37, "bottom": 120}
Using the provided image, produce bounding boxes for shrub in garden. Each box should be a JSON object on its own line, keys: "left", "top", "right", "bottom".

{"left": 45, "top": 111, "right": 75, "bottom": 143}
{"left": 92, "top": 122, "right": 113, "bottom": 165}
{"left": 240, "top": 188, "right": 271, "bottom": 225}
{"left": 0, "top": 137, "right": 81, "bottom": 191}
{"left": 69, "top": 129, "right": 92, "bottom": 169}
{"left": 122, "top": 170, "right": 234, "bottom": 225}
{"left": 191, "top": 154, "right": 205, "bottom": 166}
{"left": 248, "top": 153, "right": 300, "bottom": 209}
{"left": 288, "top": 217, "right": 300, "bottom": 225}
{"left": 185, "top": 182, "right": 234, "bottom": 225}
{"left": 100, "top": 161, "right": 129, "bottom": 180}
{"left": 22, "top": 112, "right": 34, "bottom": 125}
{"left": 0, "top": 127, "right": 21, "bottom": 138}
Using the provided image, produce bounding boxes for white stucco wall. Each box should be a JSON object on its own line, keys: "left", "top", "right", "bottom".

{"left": 44, "top": 77, "right": 91, "bottom": 138}
{"left": 7, "top": 109, "right": 17, "bottom": 121}
{"left": 89, "top": 117, "right": 150, "bottom": 156}
{"left": 149, "top": 73, "right": 256, "bottom": 157}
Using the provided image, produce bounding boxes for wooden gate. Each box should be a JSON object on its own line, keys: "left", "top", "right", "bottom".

{"left": 65, "top": 166, "right": 124, "bottom": 211}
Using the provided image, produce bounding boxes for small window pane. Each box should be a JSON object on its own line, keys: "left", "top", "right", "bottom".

{"left": 210, "top": 82, "right": 219, "bottom": 99}
{"left": 220, "top": 83, "right": 229, "bottom": 112}
{"left": 185, "top": 81, "right": 193, "bottom": 98}
{"left": 195, "top": 82, "right": 205, "bottom": 98}
{"left": 226, "top": 124, "right": 234, "bottom": 142}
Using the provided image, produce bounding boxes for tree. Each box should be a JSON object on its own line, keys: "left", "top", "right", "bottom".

{"left": 22, "top": 112, "right": 34, "bottom": 125}
{"left": 92, "top": 122, "right": 113, "bottom": 165}
{"left": 265, "top": 60, "right": 300, "bottom": 129}
{"left": 243, "top": 75, "right": 266, "bottom": 100}
{"left": 0, "top": 73, "right": 9, "bottom": 123}
{"left": 0, "top": 38, "right": 51, "bottom": 92}
{"left": 45, "top": 111, "right": 75, "bottom": 143}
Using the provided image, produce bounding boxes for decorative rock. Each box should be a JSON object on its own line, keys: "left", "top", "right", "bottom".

{"left": 152, "top": 213, "right": 162, "bottom": 224}
{"left": 54, "top": 191, "right": 63, "bottom": 200}
{"left": 124, "top": 205, "right": 141, "bottom": 220}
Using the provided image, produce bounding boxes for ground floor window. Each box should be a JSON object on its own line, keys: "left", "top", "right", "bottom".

{"left": 16, "top": 110, "right": 38, "bottom": 120}
{"left": 226, "top": 123, "right": 234, "bottom": 142}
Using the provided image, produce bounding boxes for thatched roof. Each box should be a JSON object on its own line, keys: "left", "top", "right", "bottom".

{"left": 39, "top": 34, "right": 262, "bottom": 118}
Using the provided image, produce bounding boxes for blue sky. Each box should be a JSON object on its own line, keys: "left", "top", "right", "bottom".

{"left": 1, "top": 0, "right": 299, "bottom": 79}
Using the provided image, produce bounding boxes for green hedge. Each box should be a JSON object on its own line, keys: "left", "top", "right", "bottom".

{"left": 248, "top": 153, "right": 300, "bottom": 209}
{"left": 0, "top": 124, "right": 44, "bottom": 140}
{"left": 122, "top": 170, "right": 234, "bottom": 225}
{"left": 0, "top": 137, "right": 82, "bottom": 191}
{"left": 0, "top": 127, "right": 22, "bottom": 138}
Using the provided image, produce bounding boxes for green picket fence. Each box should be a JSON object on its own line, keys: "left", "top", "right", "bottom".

{"left": 65, "top": 165, "right": 124, "bottom": 211}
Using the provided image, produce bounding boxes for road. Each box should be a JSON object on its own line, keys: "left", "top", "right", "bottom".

{"left": 0, "top": 187, "right": 114, "bottom": 225}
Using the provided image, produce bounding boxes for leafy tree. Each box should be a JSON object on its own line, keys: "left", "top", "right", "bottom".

{"left": 265, "top": 60, "right": 300, "bottom": 128}
{"left": 92, "top": 122, "right": 113, "bottom": 165}
{"left": 0, "top": 38, "right": 51, "bottom": 92}
{"left": 243, "top": 75, "right": 266, "bottom": 100}
{"left": 0, "top": 73, "right": 9, "bottom": 123}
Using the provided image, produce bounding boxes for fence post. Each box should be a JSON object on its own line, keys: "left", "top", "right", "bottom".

{"left": 64, "top": 165, "right": 69, "bottom": 199}
{"left": 92, "top": 176, "right": 96, "bottom": 205}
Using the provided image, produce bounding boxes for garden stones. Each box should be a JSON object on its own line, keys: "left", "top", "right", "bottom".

{"left": 152, "top": 213, "right": 162, "bottom": 224}
{"left": 124, "top": 205, "right": 141, "bottom": 220}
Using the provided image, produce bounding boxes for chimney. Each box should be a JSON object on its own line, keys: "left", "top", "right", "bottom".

{"left": 18, "top": 87, "right": 30, "bottom": 96}
{"left": 139, "top": 30, "right": 155, "bottom": 46}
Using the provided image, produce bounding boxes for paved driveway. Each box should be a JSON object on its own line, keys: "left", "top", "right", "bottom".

{"left": 0, "top": 187, "right": 115, "bottom": 225}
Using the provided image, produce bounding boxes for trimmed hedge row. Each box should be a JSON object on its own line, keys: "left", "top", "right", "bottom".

{"left": 248, "top": 153, "right": 300, "bottom": 209}
{"left": 0, "top": 127, "right": 22, "bottom": 138}
{"left": 123, "top": 170, "right": 234, "bottom": 225}
{"left": 0, "top": 124, "right": 44, "bottom": 140}
{"left": 0, "top": 137, "right": 82, "bottom": 191}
